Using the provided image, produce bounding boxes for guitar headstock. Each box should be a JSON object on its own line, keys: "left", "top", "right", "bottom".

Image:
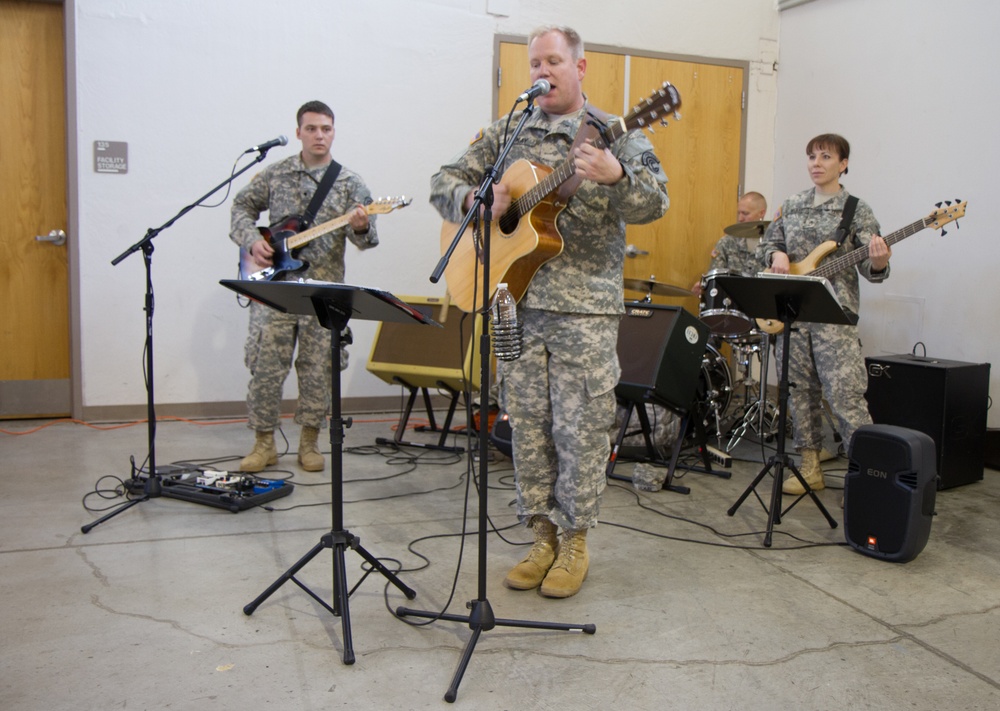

{"left": 626, "top": 81, "right": 682, "bottom": 133}
{"left": 367, "top": 196, "right": 412, "bottom": 215}
{"left": 927, "top": 200, "right": 967, "bottom": 235}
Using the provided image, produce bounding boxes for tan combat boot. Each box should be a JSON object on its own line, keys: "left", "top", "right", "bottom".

{"left": 298, "top": 426, "right": 325, "bottom": 472}
{"left": 540, "top": 528, "right": 589, "bottom": 598}
{"left": 503, "top": 516, "right": 559, "bottom": 590}
{"left": 239, "top": 430, "right": 277, "bottom": 472}
{"left": 783, "top": 447, "right": 825, "bottom": 495}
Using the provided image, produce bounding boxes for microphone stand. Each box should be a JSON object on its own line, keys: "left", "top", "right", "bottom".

{"left": 82, "top": 147, "right": 275, "bottom": 533}
{"left": 400, "top": 99, "right": 595, "bottom": 703}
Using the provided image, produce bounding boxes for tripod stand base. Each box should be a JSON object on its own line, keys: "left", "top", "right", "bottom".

{"left": 727, "top": 455, "right": 838, "bottom": 546}
{"left": 244, "top": 529, "right": 416, "bottom": 665}
{"left": 396, "top": 601, "right": 596, "bottom": 703}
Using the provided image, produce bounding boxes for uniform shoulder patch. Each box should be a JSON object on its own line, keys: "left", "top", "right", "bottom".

{"left": 469, "top": 128, "right": 485, "bottom": 145}
{"left": 641, "top": 151, "right": 662, "bottom": 174}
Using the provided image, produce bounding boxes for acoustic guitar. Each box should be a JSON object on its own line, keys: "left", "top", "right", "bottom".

{"left": 439, "top": 82, "right": 682, "bottom": 313}
{"left": 247, "top": 196, "right": 411, "bottom": 282}
{"left": 755, "top": 200, "right": 966, "bottom": 334}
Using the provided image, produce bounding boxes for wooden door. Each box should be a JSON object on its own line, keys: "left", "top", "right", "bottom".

{"left": 626, "top": 57, "right": 744, "bottom": 313}
{"left": 0, "top": 0, "right": 71, "bottom": 418}
{"left": 497, "top": 41, "right": 745, "bottom": 315}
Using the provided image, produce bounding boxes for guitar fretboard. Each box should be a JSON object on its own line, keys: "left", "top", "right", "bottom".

{"left": 499, "top": 115, "right": 628, "bottom": 232}
{"left": 810, "top": 216, "right": 931, "bottom": 280}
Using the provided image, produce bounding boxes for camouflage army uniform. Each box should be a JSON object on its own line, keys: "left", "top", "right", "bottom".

{"left": 707, "top": 233, "right": 758, "bottom": 276}
{"left": 430, "top": 105, "right": 669, "bottom": 530}
{"left": 757, "top": 187, "right": 888, "bottom": 452}
{"left": 230, "top": 154, "right": 378, "bottom": 432}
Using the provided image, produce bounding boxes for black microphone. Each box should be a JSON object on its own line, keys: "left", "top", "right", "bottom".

{"left": 516, "top": 79, "right": 551, "bottom": 103}
{"left": 244, "top": 135, "right": 288, "bottom": 154}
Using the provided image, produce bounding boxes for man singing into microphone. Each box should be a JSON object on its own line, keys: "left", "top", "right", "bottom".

{"left": 230, "top": 100, "right": 379, "bottom": 473}
{"left": 430, "top": 26, "right": 669, "bottom": 598}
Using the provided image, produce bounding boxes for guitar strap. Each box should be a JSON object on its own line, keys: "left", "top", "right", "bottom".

{"left": 301, "top": 160, "right": 342, "bottom": 229}
{"left": 554, "top": 103, "right": 613, "bottom": 207}
{"left": 835, "top": 195, "right": 859, "bottom": 247}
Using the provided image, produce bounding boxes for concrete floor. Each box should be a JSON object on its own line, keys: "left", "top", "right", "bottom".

{"left": 2, "top": 411, "right": 999, "bottom": 710}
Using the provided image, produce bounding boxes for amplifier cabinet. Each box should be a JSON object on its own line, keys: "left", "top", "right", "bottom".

{"left": 865, "top": 354, "right": 989, "bottom": 489}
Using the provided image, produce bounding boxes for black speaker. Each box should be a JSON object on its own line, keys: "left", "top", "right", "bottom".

{"left": 615, "top": 303, "right": 710, "bottom": 411}
{"left": 845, "top": 424, "right": 937, "bottom": 563}
{"left": 865, "top": 354, "right": 989, "bottom": 489}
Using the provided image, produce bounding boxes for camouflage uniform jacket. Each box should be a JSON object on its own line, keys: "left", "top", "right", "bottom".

{"left": 230, "top": 154, "right": 378, "bottom": 283}
{"left": 758, "top": 187, "right": 887, "bottom": 316}
{"left": 708, "top": 233, "right": 758, "bottom": 276}
{"left": 430, "top": 105, "right": 669, "bottom": 315}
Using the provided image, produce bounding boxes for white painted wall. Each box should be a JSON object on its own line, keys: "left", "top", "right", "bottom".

{"left": 774, "top": 0, "right": 998, "bottom": 426}
{"left": 70, "top": 0, "right": 780, "bottom": 412}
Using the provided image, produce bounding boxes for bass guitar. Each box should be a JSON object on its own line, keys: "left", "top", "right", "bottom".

{"left": 755, "top": 200, "right": 966, "bottom": 334}
{"left": 440, "top": 82, "right": 682, "bottom": 313}
{"left": 248, "top": 196, "right": 411, "bottom": 281}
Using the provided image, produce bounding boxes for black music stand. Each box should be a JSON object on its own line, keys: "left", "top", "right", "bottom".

{"left": 719, "top": 274, "right": 847, "bottom": 546}
{"left": 220, "top": 279, "right": 429, "bottom": 664}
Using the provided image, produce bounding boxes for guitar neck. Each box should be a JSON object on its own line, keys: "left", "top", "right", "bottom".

{"left": 505, "top": 115, "right": 628, "bottom": 223}
{"left": 809, "top": 216, "right": 930, "bottom": 280}
{"left": 285, "top": 212, "right": 354, "bottom": 250}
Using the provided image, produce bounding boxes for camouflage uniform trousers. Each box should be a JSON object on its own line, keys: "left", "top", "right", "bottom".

{"left": 498, "top": 307, "right": 621, "bottom": 532}
{"left": 244, "top": 301, "right": 350, "bottom": 432}
{"left": 775, "top": 321, "right": 872, "bottom": 451}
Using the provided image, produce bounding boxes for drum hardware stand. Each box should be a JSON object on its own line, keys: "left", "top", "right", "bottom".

{"left": 724, "top": 332, "right": 779, "bottom": 452}
{"left": 82, "top": 148, "right": 274, "bottom": 534}
{"left": 403, "top": 99, "right": 594, "bottom": 704}
{"left": 222, "top": 280, "right": 428, "bottom": 665}
{"left": 720, "top": 275, "right": 843, "bottom": 546}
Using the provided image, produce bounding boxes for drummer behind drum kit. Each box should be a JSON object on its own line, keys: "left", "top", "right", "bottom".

{"left": 623, "top": 218, "right": 778, "bottom": 455}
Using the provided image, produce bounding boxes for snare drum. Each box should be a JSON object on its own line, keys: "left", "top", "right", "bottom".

{"left": 699, "top": 269, "right": 752, "bottom": 338}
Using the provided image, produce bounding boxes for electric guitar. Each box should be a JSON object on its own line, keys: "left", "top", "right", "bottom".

{"left": 755, "top": 200, "right": 967, "bottom": 334}
{"left": 439, "top": 82, "right": 682, "bottom": 313}
{"left": 247, "top": 196, "right": 411, "bottom": 281}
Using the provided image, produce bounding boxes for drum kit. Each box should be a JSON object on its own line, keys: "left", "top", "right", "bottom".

{"left": 623, "top": 218, "right": 778, "bottom": 453}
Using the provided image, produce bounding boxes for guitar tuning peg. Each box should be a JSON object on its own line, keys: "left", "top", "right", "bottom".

{"left": 646, "top": 126, "right": 656, "bottom": 134}
{"left": 945, "top": 200, "right": 952, "bottom": 206}
{"left": 673, "top": 111, "right": 682, "bottom": 121}
{"left": 941, "top": 228, "right": 948, "bottom": 236}
{"left": 935, "top": 202, "right": 942, "bottom": 208}
{"left": 659, "top": 117, "right": 669, "bottom": 127}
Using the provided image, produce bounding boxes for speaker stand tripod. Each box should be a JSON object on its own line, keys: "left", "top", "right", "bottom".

{"left": 719, "top": 274, "right": 847, "bottom": 546}
{"left": 221, "top": 279, "right": 431, "bottom": 664}
{"left": 399, "top": 98, "right": 595, "bottom": 703}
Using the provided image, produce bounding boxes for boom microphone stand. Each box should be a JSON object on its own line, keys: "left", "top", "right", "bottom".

{"left": 398, "top": 98, "right": 595, "bottom": 703}
{"left": 82, "top": 147, "right": 274, "bottom": 534}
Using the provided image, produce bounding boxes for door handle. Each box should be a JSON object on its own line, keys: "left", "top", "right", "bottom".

{"left": 35, "top": 229, "right": 67, "bottom": 247}
{"left": 625, "top": 243, "right": 649, "bottom": 258}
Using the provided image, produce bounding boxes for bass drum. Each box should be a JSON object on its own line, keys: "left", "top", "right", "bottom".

{"left": 693, "top": 343, "right": 732, "bottom": 436}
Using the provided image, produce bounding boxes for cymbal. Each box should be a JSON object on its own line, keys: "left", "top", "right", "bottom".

{"left": 623, "top": 278, "right": 693, "bottom": 298}
{"left": 723, "top": 220, "right": 770, "bottom": 239}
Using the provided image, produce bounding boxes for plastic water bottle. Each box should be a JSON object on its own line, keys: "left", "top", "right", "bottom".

{"left": 490, "top": 282, "right": 522, "bottom": 361}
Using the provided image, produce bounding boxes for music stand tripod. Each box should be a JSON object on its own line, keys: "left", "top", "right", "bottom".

{"left": 397, "top": 98, "right": 595, "bottom": 704}
{"left": 221, "top": 279, "right": 429, "bottom": 664}
{"left": 718, "top": 274, "right": 845, "bottom": 546}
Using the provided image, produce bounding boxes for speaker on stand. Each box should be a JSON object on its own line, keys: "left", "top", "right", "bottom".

{"left": 607, "top": 303, "right": 717, "bottom": 491}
